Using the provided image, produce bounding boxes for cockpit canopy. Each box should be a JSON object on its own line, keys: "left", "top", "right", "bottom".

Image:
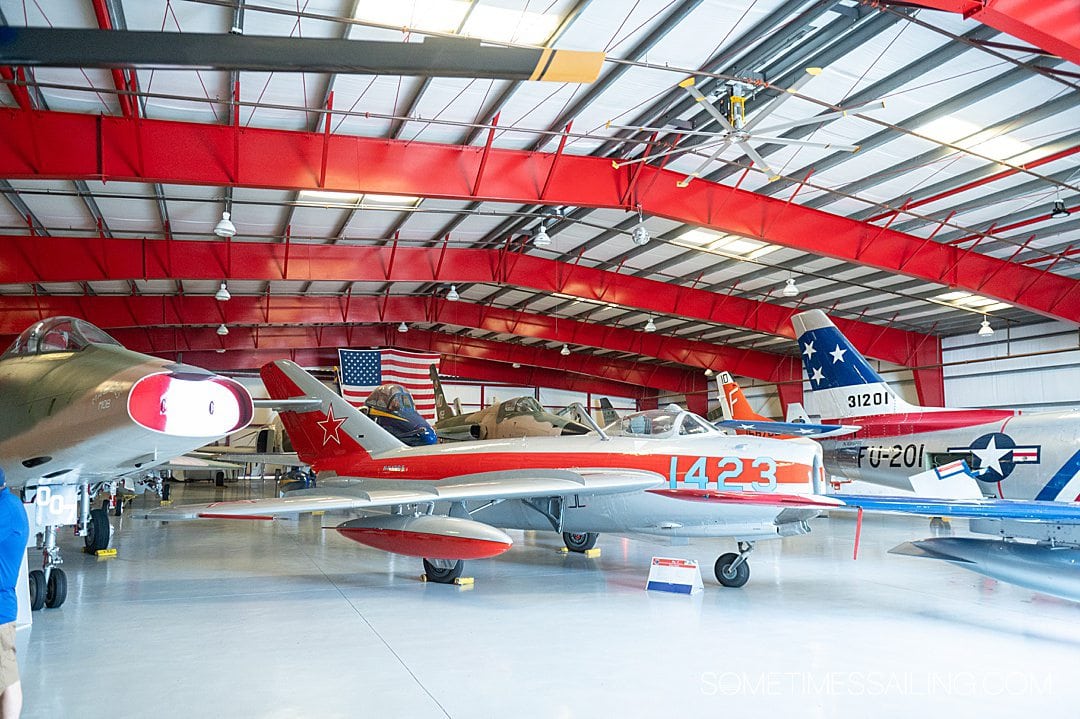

{"left": 500, "top": 396, "right": 544, "bottom": 416}
{"left": 604, "top": 408, "right": 718, "bottom": 439}
{"left": 2, "top": 317, "right": 122, "bottom": 359}
{"left": 365, "top": 384, "right": 416, "bottom": 414}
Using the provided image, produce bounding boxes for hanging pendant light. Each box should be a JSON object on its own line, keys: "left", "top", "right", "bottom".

{"left": 213, "top": 211, "right": 236, "bottom": 238}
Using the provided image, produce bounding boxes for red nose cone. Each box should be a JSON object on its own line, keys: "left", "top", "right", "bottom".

{"left": 128, "top": 372, "right": 253, "bottom": 437}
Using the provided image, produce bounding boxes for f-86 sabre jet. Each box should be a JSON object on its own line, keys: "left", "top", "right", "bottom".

{"left": 149, "top": 361, "right": 1080, "bottom": 599}
{"left": 0, "top": 317, "right": 254, "bottom": 609}
{"left": 793, "top": 309, "right": 1080, "bottom": 503}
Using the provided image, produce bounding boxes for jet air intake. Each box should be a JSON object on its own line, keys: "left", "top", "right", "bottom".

{"left": 127, "top": 371, "right": 254, "bottom": 437}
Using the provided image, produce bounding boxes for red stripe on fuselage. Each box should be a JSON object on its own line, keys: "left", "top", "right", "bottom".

{"left": 824, "top": 409, "right": 1014, "bottom": 439}
{"left": 315, "top": 449, "right": 811, "bottom": 487}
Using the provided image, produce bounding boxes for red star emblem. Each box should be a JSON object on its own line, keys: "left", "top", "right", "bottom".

{"left": 316, "top": 405, "right": 347, "bottom": 446}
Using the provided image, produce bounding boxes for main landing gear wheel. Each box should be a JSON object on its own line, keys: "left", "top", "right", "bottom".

{"left": 423, "top": 559, "right": 464, "bottom": 584}
{"left": 28, "top": 570, "right": 45, "bottom": 611}
{"left": 45, "top": 568, "right": 67, "bottom": 609}
{"left": 562, "top": 532, "right": 598, "bottom": 552}
{"left": 84, "top": 507, "right": 111, "bottom": 553}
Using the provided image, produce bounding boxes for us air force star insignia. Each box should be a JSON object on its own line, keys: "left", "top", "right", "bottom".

{"left": 810, "top": 367, "right": 825, "bottom": 384}
{"left": 971, "top": 436, "right": 1010, "bottom": 476}
{"left": 802, "top": 341, "right": 816, "bottom": 359}
{"left": 317, "top": 406, "right": 346, "bottom": 446}
{"left": 830, "top": 345, "right": 848, "bottom": 363}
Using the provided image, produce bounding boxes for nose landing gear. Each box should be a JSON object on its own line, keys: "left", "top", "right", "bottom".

{"left": 714, "top": 541, "right": 754, "bottom": 588}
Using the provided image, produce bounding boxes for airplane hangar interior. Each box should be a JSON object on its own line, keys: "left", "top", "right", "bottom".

{"left": 0, "top": 0, "right": 1078, "bottom": 717}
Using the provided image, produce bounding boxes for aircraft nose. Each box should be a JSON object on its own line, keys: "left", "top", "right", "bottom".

{"left": 127, "top": 372, "right": 254, "bottom": 437}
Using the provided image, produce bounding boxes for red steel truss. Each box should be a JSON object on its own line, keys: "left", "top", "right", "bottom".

{"left": 0, "top": 110, "right": 1074, "bottom": 323}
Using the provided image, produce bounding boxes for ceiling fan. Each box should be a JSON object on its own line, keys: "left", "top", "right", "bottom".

{"left": 608, "top": 67, "right": 884, "bottom": 187}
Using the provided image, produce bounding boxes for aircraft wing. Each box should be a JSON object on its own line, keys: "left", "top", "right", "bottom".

{"left": 714, "top": 419, "right": 859, "bottom": 438}
{"left": 252, "top": 397, "right": 322, "bottom": 412}
{"left": 159, "top": 455, "right": 249, "bottom": 471}
{"left": 145, "top": 468, "right": 663, "bottom": 520}
{"left": 647, "top": 487, "right": 1080, "bottom": 522}
{"left": 649, "top": 460, "right": 1080, "bottom": 522}
{"left": 190, "top": 450, "right": 303, "bottom": 466}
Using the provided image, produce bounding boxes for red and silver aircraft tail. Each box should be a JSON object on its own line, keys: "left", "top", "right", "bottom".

{"left": 792, "top": 309, "right": 923, "bottom": 420}
{"left": 717, "top": 371, "right": 768, "bottom": 422}
{"left": 260, "top": 360, "right": 403, "bottom": 471}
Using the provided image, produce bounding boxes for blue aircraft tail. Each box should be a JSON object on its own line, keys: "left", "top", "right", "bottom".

{"left": 791, "top": 310, "right": 918, "bottom": 420}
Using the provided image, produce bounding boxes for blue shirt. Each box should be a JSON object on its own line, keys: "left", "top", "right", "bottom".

{"left": 0, "top": 487, "right": 29, "bottom": 624}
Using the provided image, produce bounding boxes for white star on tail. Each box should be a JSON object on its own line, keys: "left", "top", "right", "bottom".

{"left": 316, "top": 406, "right": 347, "bottom": 446}
{"left": 810, "top": 367, "right": 825, "bottom": 385}
{"left": 830, "top": 345, "right": 848, "bottom": 363}
{"left": 972, "top": 436, "right": 1010, "bottom": 476}
{"left": 802, "top": 341, "right": 816, "bottom": 359}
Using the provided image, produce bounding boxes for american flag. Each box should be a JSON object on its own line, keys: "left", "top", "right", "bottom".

{"left": 337, "top": 349, "right": 440, "bottom": 420}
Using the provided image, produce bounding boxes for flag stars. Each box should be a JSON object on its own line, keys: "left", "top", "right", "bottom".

{"left": 802, "top": 340, "right": 816, "bottom": 360}
{"left": 810, "top": 367, "right": 825, "bottom": 385}
{"left": 830, "top": 345, "right": 848, "bottom": 364}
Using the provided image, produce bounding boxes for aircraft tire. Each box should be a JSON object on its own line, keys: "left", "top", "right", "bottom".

{"left": 45, "top": 568, "right": 67, "bottom": 609}
{"left": 28, "top": 570, "right": 45, "bottom": 611}
{"left": 423, "top": 559, "right": 463, "bottom": 584}
{"left": 85, "top": 508, "right": 111, "bottom": 552}
{"left": 562, "top": 532, "right": 598, "bottom": 552}
{"left": 714, "top": 553, "right": 750, "bottom": 588}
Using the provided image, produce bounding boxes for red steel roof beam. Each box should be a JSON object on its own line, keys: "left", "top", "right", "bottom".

{"left": 866, "top": 144, "right": 1080, "bottom": 223}
{"left": 890, "top": 0, "right": 1080, "bottom": 67}
{"left": 0, "top": 235, "right": 936, "bottom": 370}
{"left": 0, "top": 291, "right": 798, "bottom": 382}
{"left": 90, "top": 0, "right": 136, "bottom": 118}
{"left": 0, "top": 67, "right": 31, "bottom": 111}
{"left": 83, "top": 324, "right": 707, "bottom": 397}
{"left": 0, "top": 110, "right": 1072, "bottom": 321}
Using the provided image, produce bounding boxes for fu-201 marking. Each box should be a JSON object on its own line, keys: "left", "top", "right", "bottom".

{"left": 668, "top": 456, "right": 777, "bottom": 492}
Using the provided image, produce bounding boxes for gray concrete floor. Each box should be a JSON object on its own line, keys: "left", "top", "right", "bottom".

{"left": 18, "top": 479, "right": 1080, "bottom": 718}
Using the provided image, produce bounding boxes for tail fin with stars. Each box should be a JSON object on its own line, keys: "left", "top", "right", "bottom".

{"left": 791, "top": 310, "right": 918, "bottom": 420}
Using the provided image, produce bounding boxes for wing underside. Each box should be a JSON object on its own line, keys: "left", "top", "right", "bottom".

{"left": 146, "top": 468, "right": 663, "bottom": 520}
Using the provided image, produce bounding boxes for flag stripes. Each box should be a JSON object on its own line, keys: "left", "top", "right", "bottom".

{"left": 338, "top": 348, "right": 440, "bottom": 420}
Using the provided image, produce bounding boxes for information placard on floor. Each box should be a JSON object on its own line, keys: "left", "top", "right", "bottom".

{"left": 645, "top": 557, "right": 703, "bottom": 594}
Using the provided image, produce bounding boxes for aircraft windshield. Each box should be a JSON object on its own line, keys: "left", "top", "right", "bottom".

{"left": 366, "top": 384, "right": 415, "bottom": 413}
{"left": 2, "top": 316, "right": 121, "bottom": 359}
{"left": 605, "top": 409, "right": 718, "bottom": 439}
{"left": 509, "top": 397, "right": 543, "bottom": 414}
